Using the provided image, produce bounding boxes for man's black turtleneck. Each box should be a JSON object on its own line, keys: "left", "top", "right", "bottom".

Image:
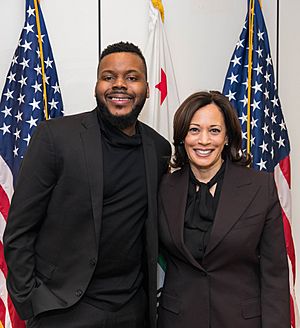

{"left": 83, "top": 111, "right": 148, "bottom": 311}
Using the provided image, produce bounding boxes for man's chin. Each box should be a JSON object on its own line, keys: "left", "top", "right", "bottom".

{"left": 109, "top": 108, "right": 133, "bottom": 117}
{"left": 97, "top": 106, "right": 138, "bottom": 130}
{"left": 96, "top": 97, "right": 145, "bottom": 131}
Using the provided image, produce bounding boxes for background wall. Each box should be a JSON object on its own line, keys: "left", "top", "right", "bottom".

{"left": 1, "top": 0, "right": 300, "bottom": 298}
{"left": 0, "top": 0, "right": 98, "bottom": 114}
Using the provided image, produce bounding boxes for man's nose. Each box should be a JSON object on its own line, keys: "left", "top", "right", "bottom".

{"left": 112, "top": 77, "right": 127, "bottom": 89}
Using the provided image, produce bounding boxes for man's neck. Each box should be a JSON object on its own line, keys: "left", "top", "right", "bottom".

{"left": 121, "top": 123, "right": 136, "bottom": 136}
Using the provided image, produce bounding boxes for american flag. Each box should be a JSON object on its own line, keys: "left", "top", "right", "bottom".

{"left": 223, "top": 1, "right": 298, "bottom": 327}
{"left": 0, "top": 0, "right": 63, "bottom": 327}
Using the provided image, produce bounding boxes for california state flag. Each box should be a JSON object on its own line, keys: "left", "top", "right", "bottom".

{"left": 141, "top": 0, "right": 179, "bottom": 295}
{"left": 140, "top": 0, "right": 180, "bottom": 142}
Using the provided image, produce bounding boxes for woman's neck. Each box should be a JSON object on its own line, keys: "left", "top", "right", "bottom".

{"left": 190, "top": 160, "right": 224, "bottom": 183}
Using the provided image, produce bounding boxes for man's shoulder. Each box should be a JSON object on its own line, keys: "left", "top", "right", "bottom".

{"left": 47, "top": 109, "right": 96, "bottom": 125}
{"left": 138, "top": 121, "right": 170, "bottom": 146}
{"left": 37, "top": 110, "right": 97, "bottom": 133}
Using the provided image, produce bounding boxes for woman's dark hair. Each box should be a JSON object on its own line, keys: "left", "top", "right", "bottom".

{"left": 171, "top": 90, "right": 251, "bottom": 168}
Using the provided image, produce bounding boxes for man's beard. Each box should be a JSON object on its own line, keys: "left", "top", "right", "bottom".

{"left": 96, "top": 94, "right": 147, "bottom": 131}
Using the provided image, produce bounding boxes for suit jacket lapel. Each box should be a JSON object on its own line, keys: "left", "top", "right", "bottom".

{"left": 205, "top": 161, "right": 260, "bottom": 256}
{"left": 140, "top": 127, "right": 158, "bottom": 255}
{"left": 80, "top": 110, "right": 103, "bottom": 248}
{"left": 161, "top": 167, "right": 205, "bottom": 269}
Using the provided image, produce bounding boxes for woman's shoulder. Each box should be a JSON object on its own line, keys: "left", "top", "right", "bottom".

{"left": 228, "top": 161, "right": 273, "bottom": 183}
{"left": 160, "top": 166, "right": 188, "bottom": 186}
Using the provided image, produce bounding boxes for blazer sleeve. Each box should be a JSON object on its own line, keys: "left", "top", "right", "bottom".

{"left": 3, "top": 121, "right": 58, "bottom": 319}
{"left": 260, "top": 173, "right": 290, "bottom": 327}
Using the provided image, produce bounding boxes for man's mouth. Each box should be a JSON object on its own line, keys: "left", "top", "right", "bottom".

{"left": 107, "top": 94, "right": 133, "bottom": 105}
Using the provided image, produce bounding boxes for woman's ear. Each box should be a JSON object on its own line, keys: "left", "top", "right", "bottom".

{"left": 225, "top": 136, "right": 229, "bottom": 146}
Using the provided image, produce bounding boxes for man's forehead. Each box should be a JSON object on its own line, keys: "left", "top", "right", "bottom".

{"left": 99, "top": 52, "right": 145, "bottom": 71}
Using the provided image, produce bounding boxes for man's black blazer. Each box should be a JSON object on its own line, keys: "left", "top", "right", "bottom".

{"left": 3, "top": 109, "right": 171, "bottom": 328}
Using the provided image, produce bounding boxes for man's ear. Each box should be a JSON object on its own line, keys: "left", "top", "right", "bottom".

{"left": 94, "top": 82, "right": 98, "bottom": 97}
{"left": 146, "top": 82, "right": 150, "bottom": 98}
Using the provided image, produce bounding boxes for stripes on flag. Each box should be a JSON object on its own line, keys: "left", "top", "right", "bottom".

{"left": 222, "top": 1, "right": 298, "bottom": 327}
{"left": 0, "top": 0, "right": 64, "bottom": 327}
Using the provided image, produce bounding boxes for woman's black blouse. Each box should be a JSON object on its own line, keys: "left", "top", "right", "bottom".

{"left": 184, "top": 161, "right": 225, "bottom": 262}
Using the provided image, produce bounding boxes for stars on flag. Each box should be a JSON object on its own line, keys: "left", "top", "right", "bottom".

{"left": 222, "top": 2, "right": 290, "bottom": 172}
{"left": 223, "top": 4, "right": 297, "bottom": 326}
{"left": 0, "top": 0, "right": 64, "bottom": 181}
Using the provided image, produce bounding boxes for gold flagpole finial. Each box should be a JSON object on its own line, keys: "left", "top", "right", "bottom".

{"left": 151, "top": 0, "right": 165, "bottom": 23}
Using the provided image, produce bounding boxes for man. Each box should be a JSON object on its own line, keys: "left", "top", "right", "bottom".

{"left": 4, "top": 41, "right": 171, "bottom": 328}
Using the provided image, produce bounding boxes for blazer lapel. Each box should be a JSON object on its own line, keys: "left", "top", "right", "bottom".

{"left": 140, "top": 128, "right": 158, "bottom": 256}
{"left": 205, "top": 161, "right": 261, "bottom": 256}
{"left": 80, "top": 110, "right": 103, "bottom": 248}
{"left": 161, "top": 167, "right": 205, "bottom": 269}
{"left": 142, "top": 133, "right": 157, "bottom": 207}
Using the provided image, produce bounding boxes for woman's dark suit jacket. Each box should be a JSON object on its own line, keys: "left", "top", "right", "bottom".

{"left": 158, "top": 160, "right": 290, "bottom": 328}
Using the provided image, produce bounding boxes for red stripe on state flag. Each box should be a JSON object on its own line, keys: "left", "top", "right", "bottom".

{"left": 155, "top": 68, "right": 168, "bottom": 105}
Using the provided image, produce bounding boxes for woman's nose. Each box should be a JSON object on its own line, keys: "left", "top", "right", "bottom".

{"left": 197, "top": 131, "right": 210, "bottom": 145}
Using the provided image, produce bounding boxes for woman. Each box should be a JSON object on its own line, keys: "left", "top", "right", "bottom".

{"left": 157, "top": 91, "right": 290, "bottom": 328}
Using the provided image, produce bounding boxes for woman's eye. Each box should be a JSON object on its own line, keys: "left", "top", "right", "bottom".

{"left": 210, "top": 128, "right": 221, "bottom": 134}
{"left": 189, "top": 127, "right": 199, "bottom": 133}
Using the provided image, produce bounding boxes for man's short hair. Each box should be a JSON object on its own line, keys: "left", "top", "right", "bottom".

{"left": 99, "top": 41, "right": 147, "bottom": 79}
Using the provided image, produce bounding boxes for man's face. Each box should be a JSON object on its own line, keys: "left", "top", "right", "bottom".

{"left": 95, "top": 52, "right": 149, "bottom": 130}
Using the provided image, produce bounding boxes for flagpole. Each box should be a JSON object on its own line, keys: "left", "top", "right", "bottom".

{"left": 98, "top": 0, "right": 101, "bottom": 58}
{"left": 276, "top": 0, "right": 279, "bottom": 88}
{"left": 246, "top": 0, "right": 255, "bottom": 157}
{"left": 34, "top": 0, "right": 49, "bottom": 120}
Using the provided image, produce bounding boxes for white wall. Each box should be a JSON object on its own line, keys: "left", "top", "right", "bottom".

{"left": 1, "top": 0, "right": 299, "bottom": 299}
{"left": 0, "top": 0, "right": 98, "bottom": 115}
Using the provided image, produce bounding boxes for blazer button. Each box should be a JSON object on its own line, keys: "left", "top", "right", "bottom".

{"left": 75, "top": 289, "right": 83, "bottom": 297}
{"left": 89, "top": 258, "right": 97, "bottom": 267}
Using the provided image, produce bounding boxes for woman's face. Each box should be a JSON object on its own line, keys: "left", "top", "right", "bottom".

{"left": 184, "top": 103, "right": 228, "bottom": 179}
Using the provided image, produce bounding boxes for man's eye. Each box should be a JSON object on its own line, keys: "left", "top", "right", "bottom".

{"left": 103, "top": 76, "right": 113, "bottom": 81}
{"left": 127, "top": 76, "right": 138, "bottom": 81}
